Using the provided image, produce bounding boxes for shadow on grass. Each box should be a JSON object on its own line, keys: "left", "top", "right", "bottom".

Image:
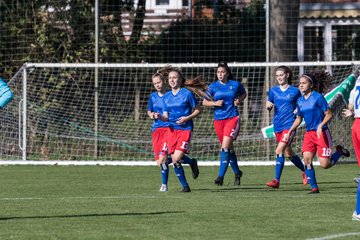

{"left": 0, "top": 211, "right": 184, "bottom": 221}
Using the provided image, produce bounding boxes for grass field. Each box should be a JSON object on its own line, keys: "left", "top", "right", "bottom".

{"left": 0, "top": 164, "right": 359, "bottom": 240}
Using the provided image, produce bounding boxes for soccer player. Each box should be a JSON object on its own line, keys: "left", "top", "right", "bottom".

{"left": 286, "top": 70, "right": 350, "bottom": 194}
{"left": 147, "top": 66, "right": 199, "bottom": 192}
{"left": 0, "top": 77, "right": 13, "bottom": 108}
{"left": 266, "top": 66, "right": 307, "bottom": 189}
{"left": 159, "top": 68, "right": 206, "bottom": 192}
{"left": 202, "top": 62, "right": 247, "bottom": 186}
{"left": 341, "top": 76, "right": 360, "bottom": 220}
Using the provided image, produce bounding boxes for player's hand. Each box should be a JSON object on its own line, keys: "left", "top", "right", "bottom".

{"left": 153, "top": 112, "right": 160, "bottom": 119}
{"left": 214, "top": 100, "right": 223, "bottom": 107}
{"left": 316, "top": 126, "right": 322, "bottom": 138}
{"left": 176, "top": 116, "right": 187, "bottom": 125}
{"left": 342, "top": 109, "right": 353, "bottom": 118}
{"left": 234, "top": 98, "right": 240, "bottom": 106}
{"left": 266, "top": 101, "right": 273, "bottom": 111}
{"left": 283, "top": 133, "right": 289, "bottom": 142}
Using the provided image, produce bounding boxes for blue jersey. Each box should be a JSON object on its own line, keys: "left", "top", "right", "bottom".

{"left": 207, "top": 80, "right": 246, "bottom": 120}
{"left": 162, "top": 88, "right": 197, "bottom": 130}
{"left": 268, "top": 85, "right": 301, "bottom": 133}
{"left": 147, "top": 92, "right": 169, "bottom": 132}
{"left": 296, "top": 91, "right": 329, "bottom": 131}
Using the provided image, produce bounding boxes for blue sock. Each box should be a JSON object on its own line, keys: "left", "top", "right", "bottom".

{"left": 275, "top": 154, "right": 285, "bottom": 181}
{"left": 289, "top": 155, "right": 305, "bottom": 172}
{"left": 356, "top": 182, "right": 360, "bottom": 214}
{"left": 160, "top": 163, "right": 169, "bottom": 185}
{"left": 330, "top": 151, "right": 341, "bottom": 167}
{"left": 305, "top": 164, "right": 318, "bottom": 189}
{"left": 229, "top": 150, "right": 240, "bottom": 175}
{"left": 218, "top": 149, "right": 229, "bottom": 177}
{"left": 173, "top": 163, "right": 188, "bottom": 188}
{"left": 180, "top": 155, "right": 193, "bottom": 165}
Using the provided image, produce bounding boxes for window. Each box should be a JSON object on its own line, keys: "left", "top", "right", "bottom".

{"left": 156, "top": 0, "right": 169, "bottom": 5}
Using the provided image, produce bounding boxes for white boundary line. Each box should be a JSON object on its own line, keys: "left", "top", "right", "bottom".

{"left": 306, "top": 232, "right": 360, "bottom": 240}
{"left": 0, "top": 160, "right": 321, "bottom": 166}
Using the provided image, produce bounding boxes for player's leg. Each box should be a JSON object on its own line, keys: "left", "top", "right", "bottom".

{"left": 303, "top": 152, "right": 319, "bottom": 193}
{"left": 226, "top": 117, "right": 242, "bottom": 185}
{"left": 317, "top": 129, "right": 349, "bottom": 169}
{"left": 352, "top": 120, "right": 360, "bottom": 183}
{"left": 302, "top": 132, "right": 319, "bottom": 193}
{"left": 152, "top": 128, "right": 169, "bottom": 192}
{"left": 171, "top": 130, "right": 192, "bottom": 192}
{"left": 213, "top": 119, "right": 227, "bottom": 186}
{"left": 215, "top": 136, "right": 233, "bottom": 186}
{"left": 179, "top": 155, "right": 199, "bottom": 179}
{"left": 285, "top": 146, "right": 307, "bottom": 185}
{"left": 266, "top": 131, "right": 288, "bottom": 188}
{"left": 352, "top": 119, "right": 360, "bottom": 167}
{"left": 172, "top": 150, "right": 190, "bottom": 192}
{"left": 353, "top": 181, "right": 360, "bottom": 221}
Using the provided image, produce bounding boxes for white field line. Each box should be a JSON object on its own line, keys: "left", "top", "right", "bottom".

{"left": 0, "top": 160, "right": 321, "bottom": 166}
{"left": 306, "top": 232, "right": 360, "bottom": 240}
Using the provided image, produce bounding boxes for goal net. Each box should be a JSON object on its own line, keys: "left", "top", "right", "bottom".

{"left": 1, "top": 62, "right": 358, "bottom": 163}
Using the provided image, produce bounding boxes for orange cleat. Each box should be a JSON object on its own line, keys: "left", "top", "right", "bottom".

{"left": 266, "top": 179, "right": 280, "bottom": 189}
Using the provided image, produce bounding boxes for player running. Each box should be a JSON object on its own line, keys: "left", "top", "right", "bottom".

{"left": 266, "top": 66, "right": 307, "bottom": 189}
{"left": 159, "top": 68, "right": 206, "bottom": 192}
{"left": 147, "top": 66, "right": 200, "bottom": 192}
{"left": 286, "top": 70, "right": 350, "bottom": 194}
{"left": 203, "top": 62, "right": 247, "bottom": 186}
{"left": 341, "top": 76, "right": 360, "bottom": 220}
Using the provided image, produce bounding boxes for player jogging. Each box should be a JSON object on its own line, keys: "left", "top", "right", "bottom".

{"left": 266, "top": 66, "right": 307, "bottom": 189}
{"left": 286, "top": 70, "right": 350, "bottom": 194}
{"left": 341, "top": 76, "right": 360, "bottom": 220}
{"left": 159, "top": 68, "right": 206, "bottom": 192}
{"left": 147, "top": 66, "right": 199, "bottom": 192}
{"left": 203, "top": 62, "right": 247, "bottom": 186}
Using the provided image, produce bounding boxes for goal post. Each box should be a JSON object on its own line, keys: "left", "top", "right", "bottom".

{"left": 2, "top": 61, "right": 359, "bottom": 164}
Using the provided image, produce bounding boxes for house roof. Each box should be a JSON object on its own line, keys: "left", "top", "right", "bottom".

{"left": 300, "top": 3, "right": 360, "bottom": 18}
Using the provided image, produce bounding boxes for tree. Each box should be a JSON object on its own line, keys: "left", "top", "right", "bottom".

{"left": 269, "top": 0, "right": 300, "bottom": 62}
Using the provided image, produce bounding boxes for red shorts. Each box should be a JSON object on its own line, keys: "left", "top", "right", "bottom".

{"left": 166, "top": 129, "right": 192, "bottom": 155}
{"left": 352, "top": 119, "right": 360, "bottom": 166}
{"left": 214, "top": 116, "right": 240, "bottom": 144}
{"left": 302, "top": 129, "right": 333, "bottom": 158}
{"left": 275, "top": 130, "right": 295, "bottom": 145}
{"left": 151, "top": 127, "right": 169, "bottom": 160}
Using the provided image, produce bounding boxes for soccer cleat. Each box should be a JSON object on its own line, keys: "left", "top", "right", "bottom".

{"left": 159, "top": 184, "right": 168, "bottom": 192}
{"left": 190, "top": 158, "right": 199, "bottom": 179}
{"left": 181, "top": 186, "right": 191, "bottom": 192}
{"left": 234, "top": 171, "right": 243, "bottom": 186}
{"left": 352, "top": 211, "right": 360, "bottom": 221}
{"left": 302, "top": 172, "right": 308, "bottom": 185}
{"left": 336, "top": 145, "right": 350, "bottom": 157}
{"left": 214, "top": 176, "right": 224, "bottom": 186}
{"left": 309, "top": 188, "right": 320, "bottom": 194}
{"left": 266, "top": 179, "right": 280, "bottom": 189}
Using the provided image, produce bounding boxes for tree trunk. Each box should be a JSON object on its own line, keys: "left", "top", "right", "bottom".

{"left": 269, "top": 0, "right": 300, "bottom": 62}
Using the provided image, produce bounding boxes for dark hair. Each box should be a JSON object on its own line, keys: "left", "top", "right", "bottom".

{"left": 301, "top": 70, "right": 332, "bottom": 94}
{"left": 275, "top": 65, "right": 294, "bottom": 85}
{"left": 217, "top": 61, "right": 233, "bottom": 80}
